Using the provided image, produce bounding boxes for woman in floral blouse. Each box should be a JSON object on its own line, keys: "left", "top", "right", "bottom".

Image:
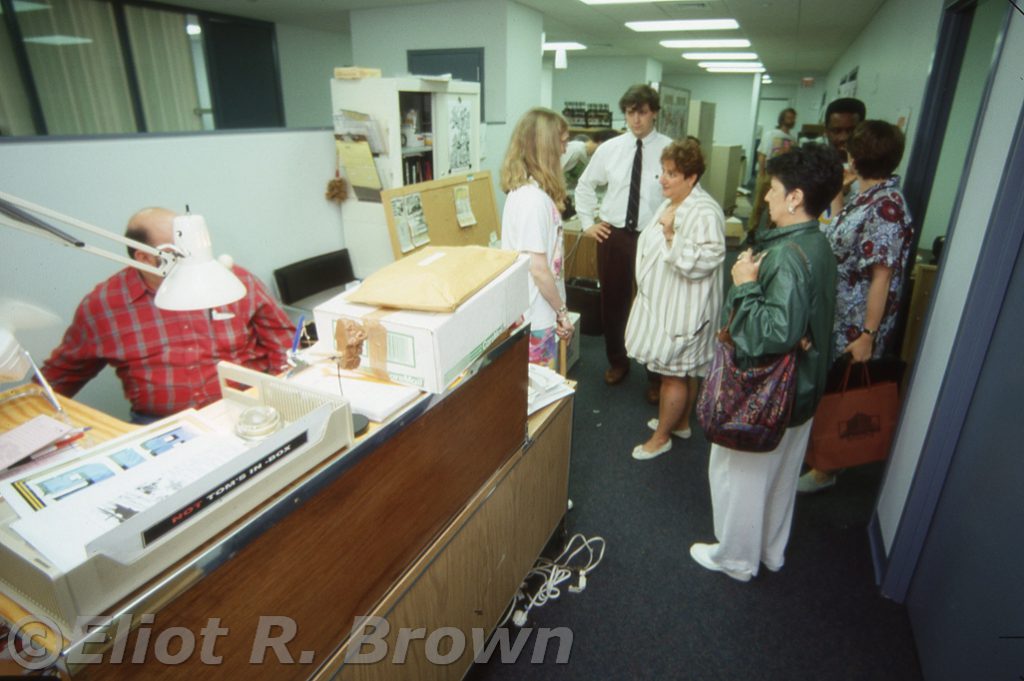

{"left": 799, "top": 120, "right": 913, "bottom": 493}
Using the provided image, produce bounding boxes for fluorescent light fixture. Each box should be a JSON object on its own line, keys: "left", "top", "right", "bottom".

{"left": 23, "top": 34, "right": 92, "bottom": 45}
{"left": 186, "top": 23, "right": 202, "bottom": 36}
{"left": 683, "top": 52, "right": 757, "bottom": 60}
{"left": 581, "top": 0, "right": 702, "bottom": 3}
{"left": 705, "top": 65, "right": 766, "bottom": 73}
{"left": 542, "top": 42, "right": 586, "bottom": 50}
{"left": 698, "top": 61, "right": 763, "bottom": 69}
{"left": 627, "top": 19, "right": 739, "bottom": 32}
{"left": 0, "top": 1, "right": 51, "bottom": 14}
{"left": 661, "top": 39, "right": 751, "bottom": 48}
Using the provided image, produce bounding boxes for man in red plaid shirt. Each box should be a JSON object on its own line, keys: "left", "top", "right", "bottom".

{"left": 41, "top": 207, "right": 294, "bottom": 423}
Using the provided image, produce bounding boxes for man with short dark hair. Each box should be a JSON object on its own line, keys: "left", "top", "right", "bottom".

{"left": 820, "top": 97, "right": 867, "bottom": 227}
{"left": 575, "top": 84, "right": 673, "bottom": 387}
{"left": 42, "top": 207, "right": 293, "bottom": 423}
{"left": 823, "top": 97, "right": 866, "bottom": 154}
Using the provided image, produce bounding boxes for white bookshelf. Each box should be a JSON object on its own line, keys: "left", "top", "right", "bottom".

{"left": 329, "top": 76, "right": 481, "bottom": 276}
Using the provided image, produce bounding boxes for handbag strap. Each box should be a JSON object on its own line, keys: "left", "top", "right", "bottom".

{"left": 839, "top": 358, "right": 872, "bottom": 394}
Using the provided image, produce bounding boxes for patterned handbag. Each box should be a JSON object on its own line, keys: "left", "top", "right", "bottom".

{"left": 696, "top": 326, "right": 798, "bottom": 452}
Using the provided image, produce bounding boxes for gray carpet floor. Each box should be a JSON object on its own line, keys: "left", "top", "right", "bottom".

{"left": 466, "top": 332, "right": 923, "bottom": 680}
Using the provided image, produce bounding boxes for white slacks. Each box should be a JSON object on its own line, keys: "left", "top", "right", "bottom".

{"left": 707, "top": 419, "right": 813, "bottom": 577}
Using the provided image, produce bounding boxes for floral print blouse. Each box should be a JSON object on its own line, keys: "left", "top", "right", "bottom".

{"left": 826, "top": 175, "right": 914, "bottom": 360}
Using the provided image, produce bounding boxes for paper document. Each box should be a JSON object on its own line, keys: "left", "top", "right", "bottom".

{"left": 11, "top": 432, "right": 246, "bottom": 572}
{"left": 527, "top": 364, "right": 574, "bottom": 416}
{"left": 0, "top": 415, "right": 72, "bottom": 471}
{"left": 336, "top": 140, "right": 382, "bottom": 190}
{"left": 289, "top": 363, "right": 421, "bottom": 423}
{"left": 454, "top": 185, "right": 477, "bottom": 228}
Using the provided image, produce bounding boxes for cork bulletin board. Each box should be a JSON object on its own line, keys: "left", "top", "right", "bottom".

{"left": 381, "top": 171, "right": 499, "bottom": 260}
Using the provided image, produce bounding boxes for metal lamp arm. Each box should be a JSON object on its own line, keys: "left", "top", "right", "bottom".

{"left": 0, "top": 191, "right": 173, "bottom": 277}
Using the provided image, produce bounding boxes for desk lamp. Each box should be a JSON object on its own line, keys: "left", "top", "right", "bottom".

{"left": 0, "top": 191, "right": 246, "bottom": 311}
{"left": 0, "top": 297, "right": 67, "bottom": 415}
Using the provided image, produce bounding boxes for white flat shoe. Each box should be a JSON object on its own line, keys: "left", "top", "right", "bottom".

{"left": 647, "top": 418, "right": 692, "bottom": 439}
{"left": 689, "top": 543, "right": 752, "bottom": 582}
{"left": 631, "top": 440, "right": 672, "bottom": 460}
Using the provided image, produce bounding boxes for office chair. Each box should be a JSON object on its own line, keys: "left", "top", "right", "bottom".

{"left": 273, "top": 249, "right": 356, "bottom": 326}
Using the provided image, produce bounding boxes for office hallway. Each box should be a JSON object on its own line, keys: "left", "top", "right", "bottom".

{"left": 467, "top": 332, "right": 922, "bottom": 680}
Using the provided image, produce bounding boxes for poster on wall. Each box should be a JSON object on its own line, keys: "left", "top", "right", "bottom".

{"left": 653, "top": 83, "right": 690, "bottom": 143}
{"left": 448, "top": 98, "right": 472, "bottom": 173}
{"left": 838, "top": 67, "right": 859, "bottom": 98}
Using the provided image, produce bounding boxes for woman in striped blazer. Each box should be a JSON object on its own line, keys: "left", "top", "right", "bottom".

{"left": 625, "top": 139, "right": 726, "bottom": 460}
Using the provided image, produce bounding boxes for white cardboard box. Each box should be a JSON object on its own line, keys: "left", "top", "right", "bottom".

{"left": 314, "top": 256, "right": 529, "bottom": 393}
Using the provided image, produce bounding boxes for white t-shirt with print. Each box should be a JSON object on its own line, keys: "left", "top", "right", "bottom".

{"left": 502, "top": 182, "right": 565, "bottom": 330}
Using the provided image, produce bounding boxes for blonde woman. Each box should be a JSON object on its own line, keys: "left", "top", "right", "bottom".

{"left": 500, "top": 107, "right": 574, "bottom": 368}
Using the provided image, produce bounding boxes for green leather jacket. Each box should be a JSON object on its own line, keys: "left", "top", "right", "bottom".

{"left": 723, "top": 220, "right": 838, "bottom": 426}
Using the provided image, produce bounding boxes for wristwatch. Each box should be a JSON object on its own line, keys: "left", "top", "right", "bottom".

{"left": 861, "top": 326, "right": 876, "bottom": 336}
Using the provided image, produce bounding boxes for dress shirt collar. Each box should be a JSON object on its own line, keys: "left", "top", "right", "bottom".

{"left": 123, "top": 267, "right": 156, "bottom": 302}
{"left": 629, "top": 129, "right": 661, "bottom": 148}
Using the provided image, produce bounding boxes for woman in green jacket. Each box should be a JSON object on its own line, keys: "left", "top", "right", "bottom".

{"left": 690, "top": 145, "right": 842, "bottom": 582}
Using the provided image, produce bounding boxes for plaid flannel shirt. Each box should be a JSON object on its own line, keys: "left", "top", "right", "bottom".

{"left": 41, "top": 266, "right": 294, "bottom": 416}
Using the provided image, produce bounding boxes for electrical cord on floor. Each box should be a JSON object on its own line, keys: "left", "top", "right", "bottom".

{"left": 497, "top": 533, "right": 606, "bottom": 628}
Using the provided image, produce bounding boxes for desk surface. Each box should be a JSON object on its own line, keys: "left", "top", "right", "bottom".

{"left": 0, "top": 385, "right": 135, "bottom": 444}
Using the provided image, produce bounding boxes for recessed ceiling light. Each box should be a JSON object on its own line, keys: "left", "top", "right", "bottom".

{"left": 23, "top": 34, "right": 92, "bottom": 45}
{"left": 661, "top": 39, "right": 751, "bottom": 48}
{"left": 683, "top": 52, "right": 758, "bottom": 60}
{"left": 542, "top": 42, "right": 587, "bottom": 50}
{"left": 698, "top": 61, "right": 763, "bottom": 68}
{"left": 705, "top": 65, "right": 766, "bottom": 73}
{"left": 627, "top": 19, "right": 739, "bottom": 32}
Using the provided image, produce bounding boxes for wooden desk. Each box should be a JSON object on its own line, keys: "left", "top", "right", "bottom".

{"left": 0, "top": 384, "right": 134, "bottom": 444}
{"left": 2, "top": 332, "right": 573, "bottom": 679}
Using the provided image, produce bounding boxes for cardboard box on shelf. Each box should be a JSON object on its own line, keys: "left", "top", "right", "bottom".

{"left": 314, "top": 256, "right": 529, "bottom": 393}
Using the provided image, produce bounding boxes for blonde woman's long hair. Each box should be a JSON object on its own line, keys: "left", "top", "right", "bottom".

{"left": 500, "top": 107, "right": 568, "bottom": 211}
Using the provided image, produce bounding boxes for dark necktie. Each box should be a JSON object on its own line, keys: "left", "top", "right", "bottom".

{"left": 625, "top": 138, "right": 643, "bottom": 231}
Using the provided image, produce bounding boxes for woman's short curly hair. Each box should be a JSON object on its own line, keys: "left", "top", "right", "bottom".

{"left": 766, "top": 144, "right": 844, "bottom": 217}
{"left": 847, "top": 120, "right": 905, "bottom": 180}
{"left": 661, "top": 138, "right": 705, "bottom": 181}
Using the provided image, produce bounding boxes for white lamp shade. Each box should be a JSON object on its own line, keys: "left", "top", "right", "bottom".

{"left": 154, "top": 215, "right": 247, "bottom": 311}
{"left": 0, "top": 328, "right": 31, "bottom": 383}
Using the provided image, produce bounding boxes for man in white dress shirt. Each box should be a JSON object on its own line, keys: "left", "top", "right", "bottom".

{"left": 575, "top": 84, "right": 673, "bottom": 386}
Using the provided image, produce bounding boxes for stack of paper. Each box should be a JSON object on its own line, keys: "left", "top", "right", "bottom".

{"left": 527, "top": 364, "right": 574, "bottom": 416}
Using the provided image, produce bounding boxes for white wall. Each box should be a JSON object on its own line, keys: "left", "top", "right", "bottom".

{"left": 0, "top": 129, "right": 342, "bottom": 418}
{"left": 664, "top": 73, "right": 756, "bottom": 149}
{"left": 551, "top": 56, "right": 662, "bottom": 128}
{"left": 350, "top": 0, "right": 510, "bottom": 122}
{"left": 823, "top": 0, "right": 944, "bottom": 176}
{"left": 277, "top": 23, "right": 353, "bottom": 128}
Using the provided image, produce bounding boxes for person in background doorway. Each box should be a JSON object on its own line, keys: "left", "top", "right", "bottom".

{"left": 41, "top": 207, "right": 294, "bottom": 423}
{"left": 820, "top": 97, "right": 867, "bottom": 229}
{"left": 751, "top": 107, "right": 799, "bottom": 229}
{"left": 500, "top": 107, "right": 574, "bottom": 369}
{"left": 690, "top": 145, "right": 841, "bottom": 582}
{"left": 625, "top": 139, "right": 725, "bottom": 460}
{"left": 574, "top": 84, "right": 673, "bottom": 393}
{"left": 798, "top": 120, "right": 913, "bottom": 494}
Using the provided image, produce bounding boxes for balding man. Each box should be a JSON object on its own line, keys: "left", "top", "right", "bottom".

{"left": 42, "top": 208, "right": 293, "bottom": 423}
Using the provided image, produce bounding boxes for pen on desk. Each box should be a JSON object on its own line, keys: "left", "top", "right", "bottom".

{"left": 292, "top": 315, "right": 305, "bottom": 353}
{"left": 30, "top": 427, "right": 92, "bottom": 459}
